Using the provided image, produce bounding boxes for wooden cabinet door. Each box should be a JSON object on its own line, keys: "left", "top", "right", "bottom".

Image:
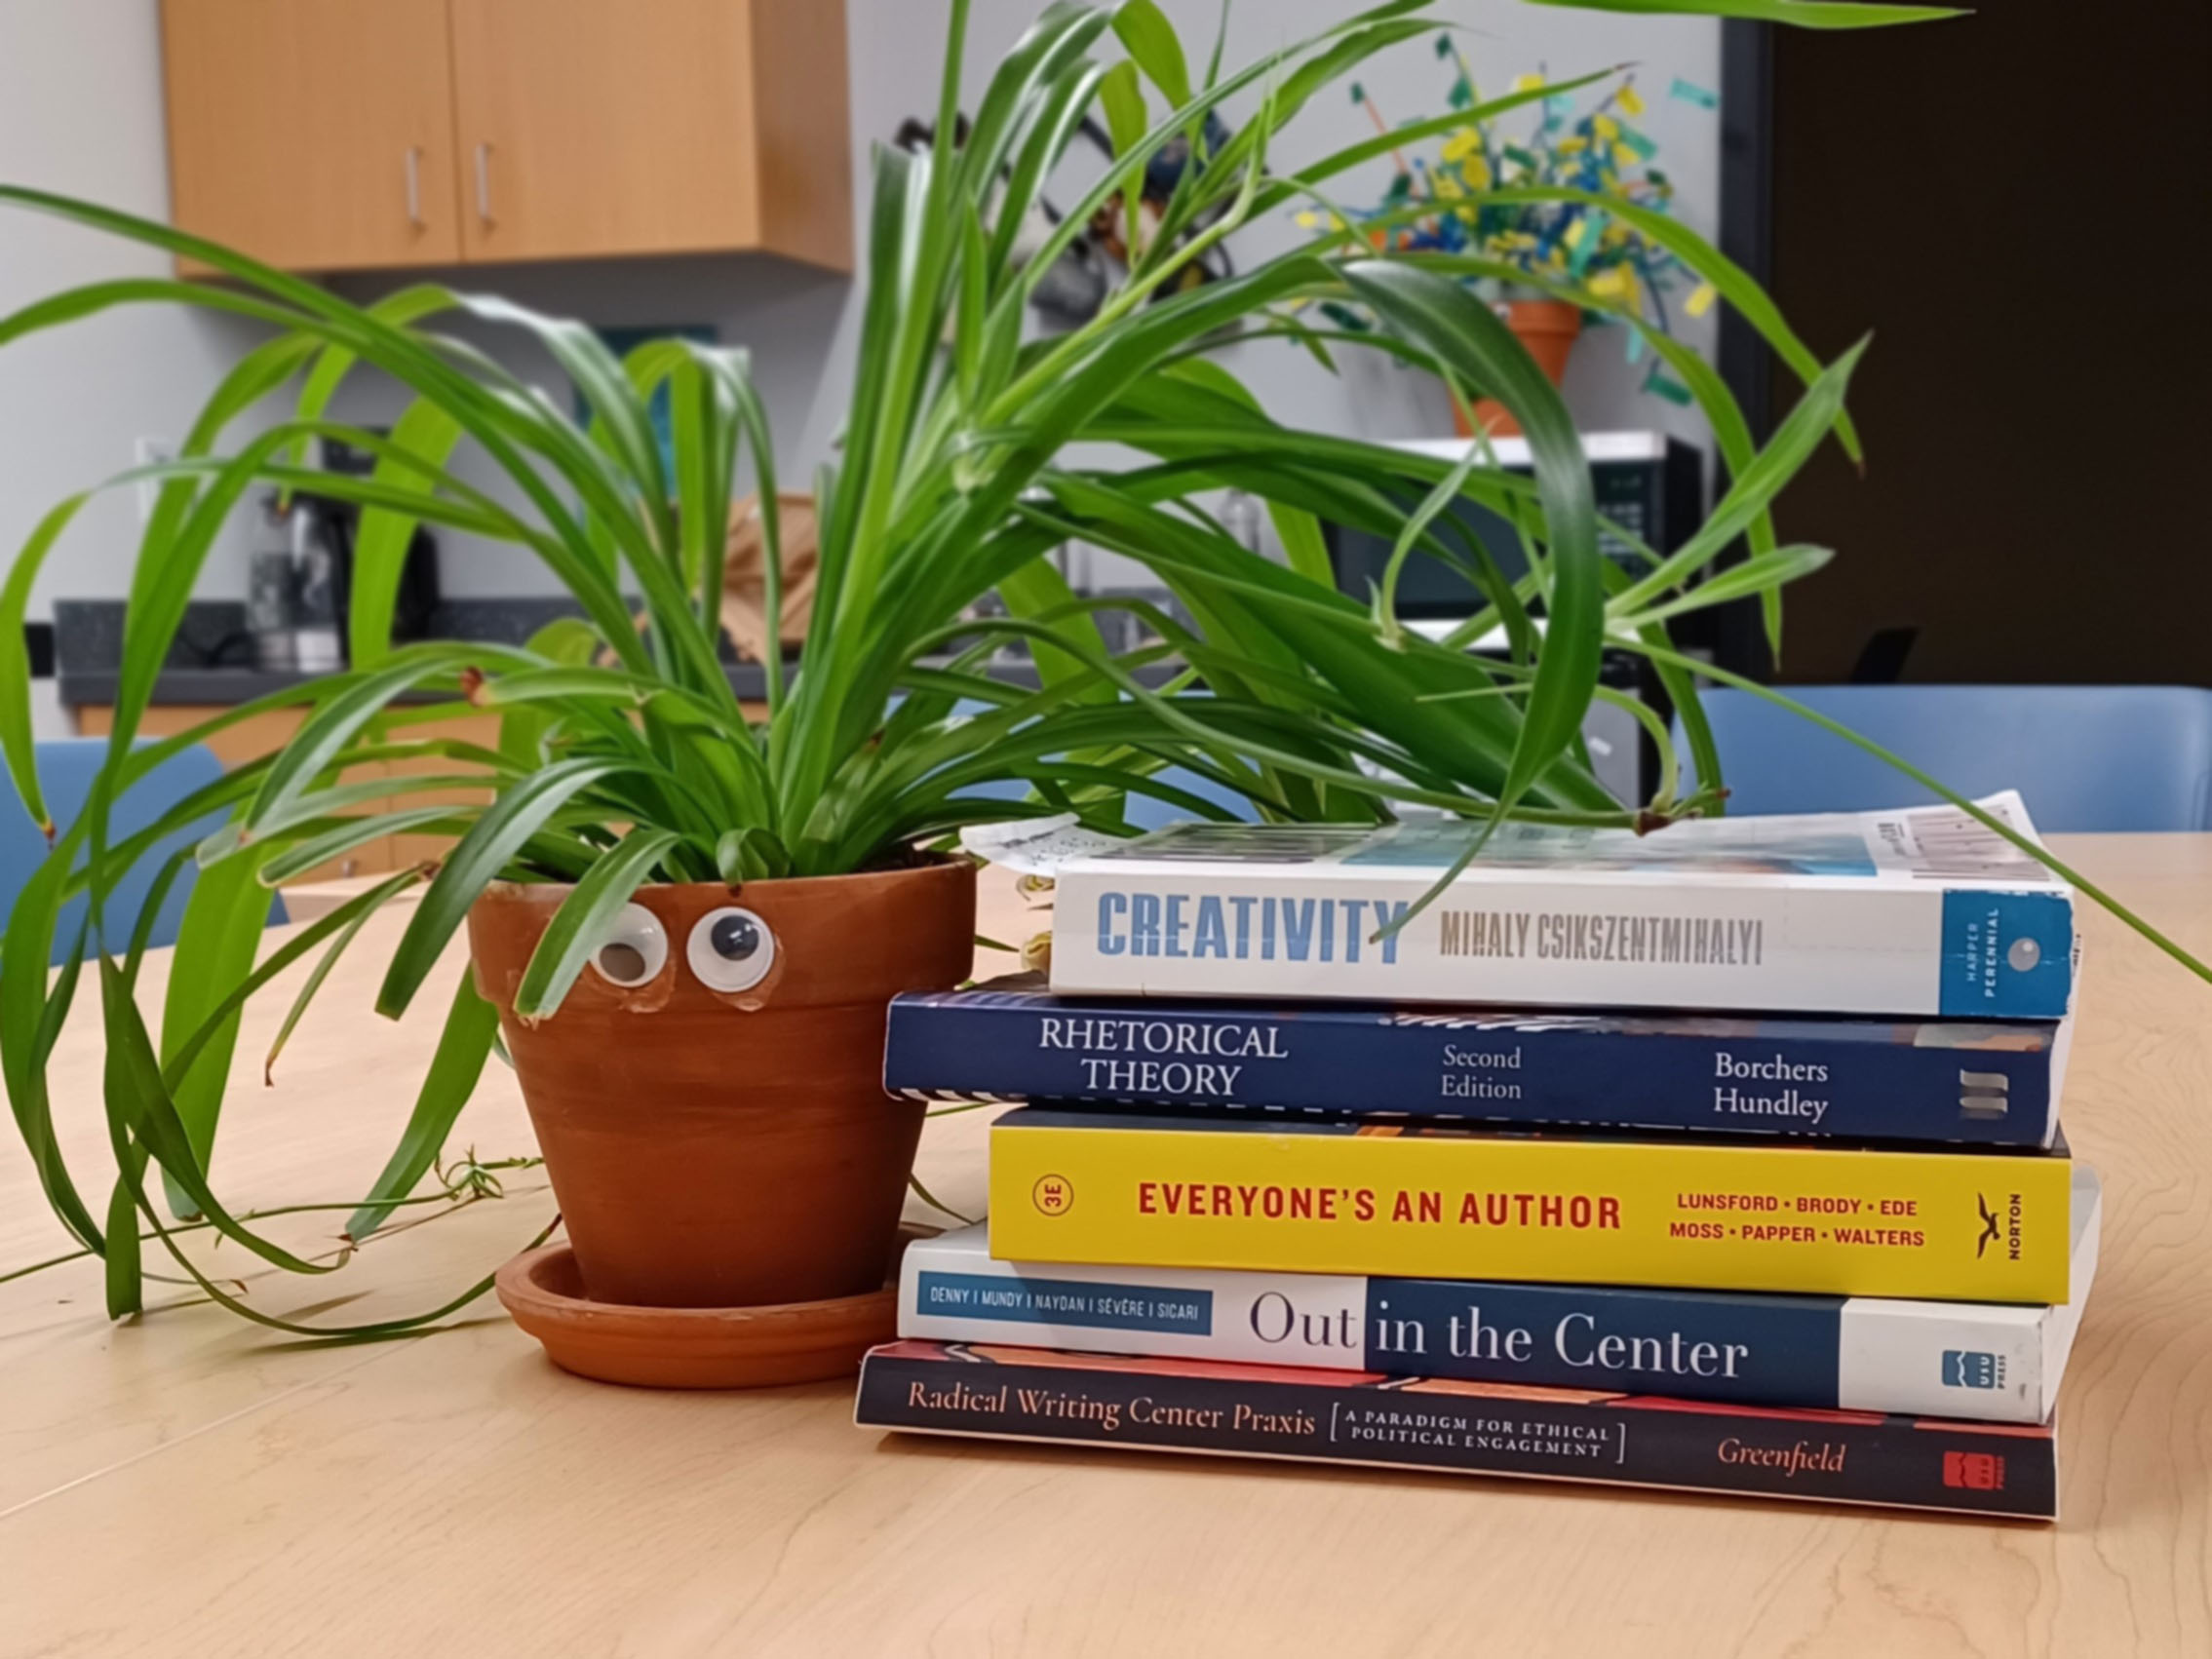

{"left": 447, "top": 0, "right": 762, "bottom": 262}
{"left": 160, "top": 0, "right": 462, "bottom": 271}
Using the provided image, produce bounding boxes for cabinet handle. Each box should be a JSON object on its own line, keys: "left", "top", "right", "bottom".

{"left": 474, "top": 142, "right": 495, "bottom": 228}
{"left": 404, "top": 146, "right": 423, "bottom": 228}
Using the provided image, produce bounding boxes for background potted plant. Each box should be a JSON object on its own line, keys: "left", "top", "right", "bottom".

{"left": 1311, "top": 40, "right": 1702, "bottom": 436}
{"left": 2, "top": 0, "right": 2197, "bottom": 1359}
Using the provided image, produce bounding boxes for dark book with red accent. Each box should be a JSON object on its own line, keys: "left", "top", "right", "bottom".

{"left": 855, "top": 1339, "right": 2057, "bottom": 1520}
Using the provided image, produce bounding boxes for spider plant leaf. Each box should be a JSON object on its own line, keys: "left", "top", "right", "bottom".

{"left": 347, "top": 399, "right": 465, "bottom": 670}
{"left": 996, "top": 556, "right": 1117, "bottom": 702}
{"left": 377, "top": 758, "right": 630, "bottom": 1020}
{"left": 156, "top": 868, "right": 432, "bottom": 1093}
{"left": 1342, "top": 261, "right": 1604, "bottom": 819}
{"left": 496, "top": 616, "right": 604, "bottom": 769}
{"left": 1486, "top": 183, "right": 1864, "bottom": 462}
{"left": 243, "top": 644, "right": 492, "bottom": 836}
{"left": 262, "top": 893, "right": 390, "bottom": 1086}
{"left": 715, "top": 827, "right": 791, "bottom": 884}
{"left": 155, "top": 840, "right": 283, "bottom": 1216}
{"left": 210, "top": 770, "right": 506, "bottom": 867}
{"left": 955, "top": 200, "right": 990, "bottom": 408}
{"left": 346, "top": 974, "right": 506, "bottom": 1241}
{"left": 98, "top": 949, "right": 335, "bottom": 1276}
{"left": 513, "top": 828, "right": 684, "bottom": 1021}
{"left": 1607, "top": 337, "right": 1868, "bottom": 617}
{"left": 460, "top": 293, "right": 674, "bottom": 553}
{"left": 0, "top": 491, "right": 89, "bottom": 834}
{"left": 1526, "top": 0, "right": 1960, "bottom": 25}
{"left": 102, "top": 1168, "right": 141, "bottom": 1318}
{"left": 1114, "top": 0, "right": 1192, "bottom": 108}
{"left": 289, "top": 283, "right": 459, "bottom": 476}
{"left": 1256, "top": 69, "right": 1614, "bottom": 215}
{"left": 0, "top": 829, "right": 103, "bottom": 1250}
{"left": 986, "top": 56, "right": 1110, "bottom": 281}
{"left": 1611, "top": 545, "right": 1835, "bottom": 630}
{"left": 1402, "top": 249, "right": 1778, "bottom": 572}
{"left": 253, "top": 806, "right": 472, "bottom": 887}
{"left": 962, "top": 4, "right": 1113, "bottom": 197}
{"left": 1094, "top": 53, "right": 1160, "bottom": 355}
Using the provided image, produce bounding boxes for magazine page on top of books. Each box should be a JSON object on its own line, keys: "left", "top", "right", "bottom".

{"left": 1083, "top": 793, "right": 2056, "bottom": 887}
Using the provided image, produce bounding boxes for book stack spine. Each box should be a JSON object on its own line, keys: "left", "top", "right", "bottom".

{"left": 856, "top": 1340, "right": 2058, "bottom": 1519}
{"left": 860, "top": 797, "right": 2092, "bottom": 1520}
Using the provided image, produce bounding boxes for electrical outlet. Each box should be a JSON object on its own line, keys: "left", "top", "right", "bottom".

{"left": 134, "top": 437, "right": 178, "bottom": 522}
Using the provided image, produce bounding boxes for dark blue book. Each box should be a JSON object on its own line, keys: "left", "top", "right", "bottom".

{"left": 885, "top": 975, "right": 2066, "bottom": 1146}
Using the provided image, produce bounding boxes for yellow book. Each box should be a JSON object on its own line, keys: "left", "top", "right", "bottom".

{"left": 990, "top": 1109, "right": 2074, "bottom": 1303}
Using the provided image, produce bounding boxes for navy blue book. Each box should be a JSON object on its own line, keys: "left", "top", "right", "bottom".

{"left": 885, "top": 975, "right": 2067, "bottom": 1147}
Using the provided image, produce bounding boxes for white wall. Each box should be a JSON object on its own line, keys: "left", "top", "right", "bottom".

{"left": 0, "top": 0, "right": 272, "bottom": 667}
{"left": 0, "top": 0, "right": 1721, "bottom": 611}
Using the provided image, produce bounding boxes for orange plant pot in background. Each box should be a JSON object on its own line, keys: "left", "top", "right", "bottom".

{"left": 1455, "top": 298, "right": 1584, "bottom": 439}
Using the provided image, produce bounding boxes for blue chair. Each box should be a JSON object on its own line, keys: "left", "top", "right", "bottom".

{"left": 1678, "top": 685, "right": 2212, "bottom": 831}
{"left": 1, "top": 739, "right": 282, "bottom": 966}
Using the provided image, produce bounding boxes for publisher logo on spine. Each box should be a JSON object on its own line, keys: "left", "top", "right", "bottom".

{"left": 1958, "top": 1068, "right": 2010, "bottom": 1120}
{"left": 1974, "top": 1195, "right": 2001, "bottom": 1257}
{"left": 1031, "top": 1175, "right": 1074, "bottom": 1217}
{"left": 1974, "top": 1192, "right": 2026, "bottom": 1260}
{"left": 1941, "top": 1350, "right": 2006, "bottom": 1391}
{"left": 1942, "top": 1450, "right": 2005, "bottom": 1491}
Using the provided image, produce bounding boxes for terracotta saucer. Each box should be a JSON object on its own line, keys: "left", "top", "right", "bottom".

{"left": 497, "top": 1227, "right": 927, "bottom": 1389}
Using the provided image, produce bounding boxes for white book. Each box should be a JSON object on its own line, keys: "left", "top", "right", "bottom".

{"left": 1047, "top": 792, "right": 2076, "bottom": 1018}
{"left": 899, "top": 1165, "right": 2100, "bottom": 1424}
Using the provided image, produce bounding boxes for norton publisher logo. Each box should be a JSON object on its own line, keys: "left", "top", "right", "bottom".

{"left": 1974, "top": 1194, "right": 2001, "bottom": 1258}
{"left": 1031, "top": 1174, "right": 1074, "bottom": 1216}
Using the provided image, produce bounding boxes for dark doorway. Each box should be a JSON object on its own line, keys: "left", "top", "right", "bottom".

{"left": 1718, "top": 6, "right": 2212, "bottom": 686}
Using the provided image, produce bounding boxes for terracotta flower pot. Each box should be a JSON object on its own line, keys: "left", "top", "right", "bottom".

{"left": 1455, "top": 298, "right": 1585, "bottom": 440}
{"left": 467, "top": 859, "right": 976, "bottom": 1310}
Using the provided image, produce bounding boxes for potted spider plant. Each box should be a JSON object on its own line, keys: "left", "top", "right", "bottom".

{"left": 4, "top": 0, "right": 2193, "bottom": 1355}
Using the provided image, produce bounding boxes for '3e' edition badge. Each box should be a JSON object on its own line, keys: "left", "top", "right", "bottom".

{"left": 1031, "top": 1175, "right": 1074, "bottom": 1216}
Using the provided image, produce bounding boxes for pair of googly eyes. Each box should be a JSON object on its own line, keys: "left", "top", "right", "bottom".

{"left": 590, "top": 904, "right": 775, "bottom": 993}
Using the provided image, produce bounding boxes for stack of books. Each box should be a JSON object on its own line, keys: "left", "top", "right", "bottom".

{"left": 858, "top": 792, "right": 2096, "bottom": 1520}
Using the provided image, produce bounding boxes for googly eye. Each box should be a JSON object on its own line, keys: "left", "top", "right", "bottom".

{"left": 687, "top": 906, "right": 775, "bottom": 993}
{"left": 588, "top": 902, "right": 668, "bottom": 987}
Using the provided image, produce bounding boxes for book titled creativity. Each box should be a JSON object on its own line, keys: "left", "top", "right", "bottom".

{"left": 1046, "top": 792, "right": 2076, "bottom": 1019}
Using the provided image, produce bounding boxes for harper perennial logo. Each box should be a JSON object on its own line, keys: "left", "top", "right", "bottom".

{"left": 1031, "top": 1175, "right": 1074, "bottom": 1216}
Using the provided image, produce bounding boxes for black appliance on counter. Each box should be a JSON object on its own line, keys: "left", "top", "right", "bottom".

{"left": 1326, "top": 432, "right": 1704, "bottom": 610}
{"left": 255, "top": 434, "right": 443, "bottom": 668}
{"left": 1324, "top": 432, "right": 1708, "bottom": 806}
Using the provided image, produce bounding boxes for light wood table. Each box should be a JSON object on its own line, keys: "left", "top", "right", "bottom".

{"left": 3, "top": 842, "right": 2208, "bottom": 1657}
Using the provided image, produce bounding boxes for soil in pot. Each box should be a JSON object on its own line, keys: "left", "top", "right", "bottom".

{"left": 468, "top": 858, "right": 976, "bottom": 1311}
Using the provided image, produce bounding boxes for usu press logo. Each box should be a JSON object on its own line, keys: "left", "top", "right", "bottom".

{"left": 1942, "top": 1350, "right": 2006, "bottom": 1391}
{"left": 1031, "top": 1174, "right": 1074, "bottom": 1216}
